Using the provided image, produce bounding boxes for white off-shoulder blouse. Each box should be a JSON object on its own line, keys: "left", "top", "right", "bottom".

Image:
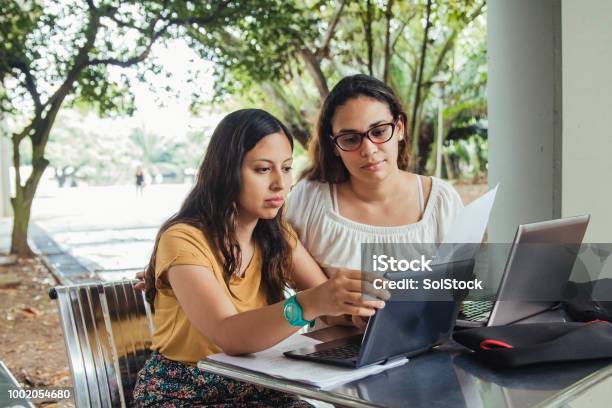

{"left": 286, "top": 176, "right": 464, "bottom": 275}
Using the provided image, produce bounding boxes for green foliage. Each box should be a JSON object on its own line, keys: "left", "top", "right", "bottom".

{"left": 198, "top": 0, "right": 488, "bottom": 179}
{"left": 444, "top": 133, "right": 487, "bottom": 181}
{"left": 2, "top": 0, "right": 488, "bottom": 182}
{"left": 1, "top": 0, "right": 316, "bottom": 119}
{"left": 1, "top": 0, "right": 321, "bottom": 254}
{"left": 184, "top": 1, "right": 319, "bottom": 102}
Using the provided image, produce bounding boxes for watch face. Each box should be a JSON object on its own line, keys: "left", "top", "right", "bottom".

{"left": 284, "top": 302, "right": 298, "bottom": 321}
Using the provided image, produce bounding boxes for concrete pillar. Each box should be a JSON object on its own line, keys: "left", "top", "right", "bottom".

{"left": 562, "top": 0, "right": 612, "bottom": 242}
{"left": 487, "top": 0, "right": 562, "bottom": 242}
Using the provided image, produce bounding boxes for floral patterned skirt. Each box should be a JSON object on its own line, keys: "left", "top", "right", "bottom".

{"left": 133, "top": 351, "right": 313, "bottom": 407}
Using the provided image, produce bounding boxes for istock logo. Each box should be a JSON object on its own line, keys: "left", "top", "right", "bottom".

{"left": 372, "top": 254, "right": 434, "bottom": 272}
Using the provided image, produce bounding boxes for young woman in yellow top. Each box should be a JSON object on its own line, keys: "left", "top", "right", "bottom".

{"left": 133, "top": 109, "right": 386, "bottom": 407}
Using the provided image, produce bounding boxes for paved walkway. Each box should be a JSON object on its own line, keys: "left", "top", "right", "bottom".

{"left": 11, "top": 182, "right": 569, "bottom": 286}
{"left": 2, "top": 183, "right": 191, "bottom": 283}
{"left": 1, "top": 218, "right": 96, "bottom": 284}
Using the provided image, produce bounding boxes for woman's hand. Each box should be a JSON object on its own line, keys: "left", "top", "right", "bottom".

{"left": 351, "top": 315, "right": 370, "bottom": 330}
{"left": 133, "top": 271, "right": 146, "bottom": 291}
{"left": 299, "top": 269, "right": 390, "bottom": 320}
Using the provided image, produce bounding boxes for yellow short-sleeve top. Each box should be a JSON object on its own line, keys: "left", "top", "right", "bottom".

{"left": 151, "top": 223, "right": 270, "bottom": 365}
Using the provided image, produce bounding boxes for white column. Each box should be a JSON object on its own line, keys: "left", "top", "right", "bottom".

{"left": 487, "top": 0, "right": 562, "bottom": 242}
{"left": 562, "top": 0, "right": 612, "bottom": 242}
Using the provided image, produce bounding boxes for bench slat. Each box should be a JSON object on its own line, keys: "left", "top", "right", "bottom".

{"left": 53, "top": 281, "right": 153, "bottom": 408}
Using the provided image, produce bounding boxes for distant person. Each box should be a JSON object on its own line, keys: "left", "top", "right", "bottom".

{"left": 132, "top": 109, "right": 386, "bottom": 406}
{"left": 135, "top": 166, "right": 145, "bottom": 195}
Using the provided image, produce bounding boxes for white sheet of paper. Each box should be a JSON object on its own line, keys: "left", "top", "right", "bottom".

{"left": 434, "top": 184, "right": 499, "bottom": 264}
{"left": 207, "top": 334, "right": 408, "bottom": 389}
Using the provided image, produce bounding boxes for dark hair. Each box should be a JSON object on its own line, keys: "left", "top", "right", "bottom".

{"left": 302, "top": 74, "right": 409, "bottom": 183}
{"left": 144, "top": 109, "right": 294, "bottom": 307}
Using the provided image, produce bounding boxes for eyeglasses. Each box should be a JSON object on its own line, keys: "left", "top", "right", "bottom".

{"left": 331, "top": 121, "right": 397, "bottom": 152}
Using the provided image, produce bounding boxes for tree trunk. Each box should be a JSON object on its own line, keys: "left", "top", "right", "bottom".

{"left": 10, "top": 118, "right": 52, "bottom": 256}
{"left": 298, "top": 49, "right": 329, "bottom": 101}
{"left": 443, "top": 150, "right": 455, "bottom": 180}
{"left": 261, "top": 81, "right": 311, "bottom": 147}
{"left": 410, "top": 102, "right": 429, "bottom": 172}
{"left": 10, "top": 154, "right": 49, "bottom": 256}
{"left": 383, "top": 0, "right": 394, "bottom": 83}
{"left": 409, "top": 0, "right": 433, "bottom": 163}
{"left": 364, "top": 0, "right": 374, "bottom": 76}
{"left": 10, "top": 191, "right": 35, "bottom": 257}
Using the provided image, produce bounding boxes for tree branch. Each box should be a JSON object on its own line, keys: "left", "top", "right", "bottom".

{"left": 363, "top": 0, "right": 374, "bottom": 76}
{"left": 261, "top": 81, "right": 311, "bottom": 147}
{"left": 299, "top": 48, "right": 329, "bottom": 99}
{"left": 418, "top": 0, "right": 484, "bottom": 107}
{"left": 390, "top": 10, "right": 417, "bottom": 52}
{"left": 429, "top": 30, "right": 458, "bottom": 81}
{"left": 163, "top": 1, "right": 231, "bottom": 27}
{"left": 14, "top": 62, "right": 43, "bottom": 113}
{"left": 409, "top": 0, "right": 433, "bottom": 159}
{"left": 12, "top": 123, "right": 34, "bottom": 145}
{"left": 33, "top": 10, "right": 102, "bottom": 148}
{"left": 316, "top": 0, "right": 345, "bottom": 58}
{"left": 394, "top": 49, "right": 414, "bottom": 73}
{"left": 383, "top": 0, "right": 394, "bottom": 83}
{"left": 89, "top": 1, "right": 231, "bottom": 68}
{"left": 105, "top": 11, "right": 144, "bottom": 31}
{"left": 88, "top": 33, "right": 160, "bottom": 67}
{"left": 467, "top": 0, "right": 486, "bottom": 25}
{"left": 85, "top": 0, "right": 96, "bottom": 12}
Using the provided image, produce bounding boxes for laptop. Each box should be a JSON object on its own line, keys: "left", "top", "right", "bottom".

{"left": 457, "top": 214, "right": 590, "bottom": 328}
{"left": 284, "top": 259, "right": 475, "bottom": 368}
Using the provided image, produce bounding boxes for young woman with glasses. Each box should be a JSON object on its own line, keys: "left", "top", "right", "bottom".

{"left": 286, "top": 75, "right": 464, "bottom": 329}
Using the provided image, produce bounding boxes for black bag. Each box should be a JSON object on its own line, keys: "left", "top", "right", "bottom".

{"left": 563, "top": 279, "right": 612, "bottom": 322}
{"left": 453, "top": 321, "right": 612, "bottom": 368}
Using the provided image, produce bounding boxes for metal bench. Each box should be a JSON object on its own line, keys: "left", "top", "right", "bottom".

{"left": 49, "top": 280, "right": 154, "bottom": 407}
{"left": 0, "top": 360, "right": 35, "bottom": 408}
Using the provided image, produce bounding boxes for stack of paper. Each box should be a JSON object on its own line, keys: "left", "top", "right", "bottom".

{"left": 207, "top": 334, "right": 408, "bottom": 390}
{"left": 434, "top": 184, "right": 499, "bottom": 264}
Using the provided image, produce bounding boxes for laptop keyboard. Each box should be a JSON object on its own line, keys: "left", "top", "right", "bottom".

{"left": 306, "top": 343, "right": 361, "bottom": 360}
{"left": 460, "top": 295, "right": 495, "bottom": 321}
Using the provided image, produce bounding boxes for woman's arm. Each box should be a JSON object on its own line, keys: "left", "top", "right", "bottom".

{"left": 290, "top": 239, "right": 327, "bottom": 291}
{"left": 167, "top": 265, "right": 386, "bottom": 355}
{"left": 290, "top": 239, "right": 374, "bottom": 327}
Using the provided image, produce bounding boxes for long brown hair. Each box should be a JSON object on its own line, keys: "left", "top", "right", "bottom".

{"left": 144, "top": 109, "right": 294, "bottom": 307}
{"left": 302, "top": 74, "right": 409, "bottom": 183}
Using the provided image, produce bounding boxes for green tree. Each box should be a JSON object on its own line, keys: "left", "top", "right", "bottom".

{"left": 1, "top": 0, "right": 315, "bottom": 256}
{"left": 207, "top": 0, "right": 487, "bottom": 174}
